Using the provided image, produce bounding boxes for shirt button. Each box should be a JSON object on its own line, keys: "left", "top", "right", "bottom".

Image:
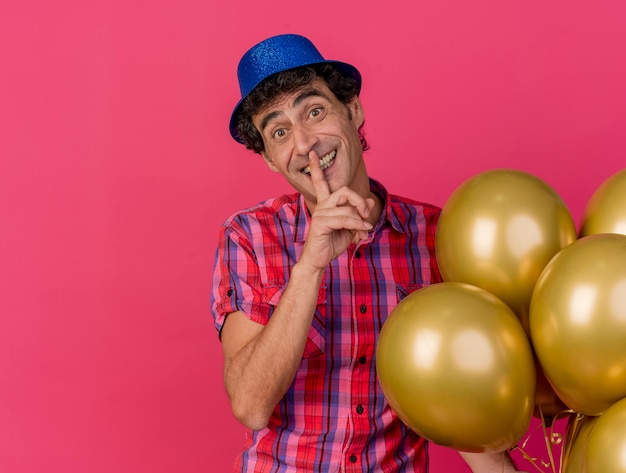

{"left": 355, "top": 250, "right": 361, "bottom": 259}
{"left": 349, "top": 454, "right": 357, "bottom": 463}
{"left": 358, "top": 356, "right": 367, "bottom": 364}
{"left": 227, "top": 288, "right": 233, "bottom": 297}
{"left": 356, "top": 404, "right": 364, "bottom": 414}
{"left": 359, "top": 304, "right": 367, "bottom": 314}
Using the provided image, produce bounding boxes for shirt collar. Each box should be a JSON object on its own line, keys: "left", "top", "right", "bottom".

{"left": 293, "top": 178, "right": 404, "bottom": 243}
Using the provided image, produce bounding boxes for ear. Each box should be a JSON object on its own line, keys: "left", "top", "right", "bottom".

{"left": 261, "top": 151, "right": 280, "bottom": 173}
{"left": 347, "top": 96, "right": 365, "bottom": 128}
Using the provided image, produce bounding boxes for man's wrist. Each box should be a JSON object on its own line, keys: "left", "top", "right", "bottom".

{"left": 291, "top": 260, "right": 326, "bottom": 282}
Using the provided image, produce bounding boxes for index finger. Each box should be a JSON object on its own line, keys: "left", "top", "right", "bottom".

{"left": 308, "top": 150, "right": 331, "bottom": 202}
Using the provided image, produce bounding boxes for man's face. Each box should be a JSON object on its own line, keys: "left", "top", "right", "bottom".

{"left": 252, "top": 78, "right": 368, "bottom": 209}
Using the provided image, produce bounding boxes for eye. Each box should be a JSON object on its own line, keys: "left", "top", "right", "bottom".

{"left": 309, "top": 107, "right": 322, "bottom": 118}
{"left": 272, "top": 128, "right": 286, "bottom": 139}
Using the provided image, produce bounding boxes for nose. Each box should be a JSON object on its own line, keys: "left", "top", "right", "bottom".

{"left": 292, "top": 124, "right": 317, "bottom": 156}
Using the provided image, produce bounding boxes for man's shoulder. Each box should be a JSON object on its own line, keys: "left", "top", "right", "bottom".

{"left": 221, "top": 192, "right": 301, "bottom": 230}
{"left": 388, "top": 192, "right": 442, "bottom": 214}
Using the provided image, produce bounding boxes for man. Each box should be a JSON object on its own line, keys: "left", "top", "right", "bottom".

{"left": 211, "top": 34, "right": 527, "bottom": 472}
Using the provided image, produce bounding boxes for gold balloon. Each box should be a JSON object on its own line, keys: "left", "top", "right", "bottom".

{"left": 585, "top": 397, "right": 626, "bottom": 473}
{"left": 580, "top": 168, "right": 626, "bottom": 237}
{"left": 376, "top": 282, "right": 535, "bottom": 453}
{"left": 530, "top": 233, "right": 626, "bottom": 416}
{"left": 562, "top": 414, "right": 599, "bottom": 473}
{"left": 436, "top": 169, "right": 577, "bottom": 331}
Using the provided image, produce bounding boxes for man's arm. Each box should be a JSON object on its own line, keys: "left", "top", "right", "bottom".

{"left": 220, "top": 153, "right": 374, "bottom": 430}
{"left": 459, "top": 451, "right": 528, "bottom": 473}
{"left": 221, "top": 262, "right": 325, "bottom": 430}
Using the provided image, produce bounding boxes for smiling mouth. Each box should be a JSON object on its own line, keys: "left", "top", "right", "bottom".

{"left": 302, "top": 150, "right": 337, "bottom": 175}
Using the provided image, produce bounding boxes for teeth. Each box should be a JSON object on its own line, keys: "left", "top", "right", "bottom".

{"left": 303, "top": 151, "right": 336, "bottom": 175}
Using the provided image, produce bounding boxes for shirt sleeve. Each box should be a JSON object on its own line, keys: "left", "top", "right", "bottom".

{"left": 210, "top": 217, "right": 274, "bottom": 335}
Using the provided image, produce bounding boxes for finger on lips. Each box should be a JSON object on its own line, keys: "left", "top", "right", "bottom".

{"left": 308, "top": 150, "right": 331, "bottom": 202}
{"left": 308, "top": 150, "right": 372, "bottom": 231}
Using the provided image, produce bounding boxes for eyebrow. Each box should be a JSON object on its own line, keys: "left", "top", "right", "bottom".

{"left": 258, "top": 88, "right": 328, "bottom": 133}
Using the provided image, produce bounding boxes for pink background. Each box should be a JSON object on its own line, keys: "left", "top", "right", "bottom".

{"left": 1, "top": 0, "right": 624, "bottom": 471}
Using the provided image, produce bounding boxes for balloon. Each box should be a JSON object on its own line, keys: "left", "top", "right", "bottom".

{"left": 436, "top": 169, "right": 576, "bottom": 331}
{"left": 562, "top": 414, "right": 599, "bottom": 473}
{"left": 376, "top": 282, "right": 535, "bottom": 453}
{"left": 530, "top": 233, "right": 626, "bottom": 416}
{"left": 580, "top": 168, "right": 626, "bottom": 237}
{"left": 585, "top": 397, "right": 626, "bottom": 473}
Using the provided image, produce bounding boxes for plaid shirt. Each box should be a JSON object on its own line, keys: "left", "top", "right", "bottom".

{"left": 211, "top": 179, "right": 442, "bottom": 472}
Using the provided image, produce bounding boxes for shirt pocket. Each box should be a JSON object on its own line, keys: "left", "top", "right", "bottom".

{"left": 262, "top": 284, "right": 327, "bottom": 359}
{"left": 395, "top": 283, "right": 424, "bottom": 303}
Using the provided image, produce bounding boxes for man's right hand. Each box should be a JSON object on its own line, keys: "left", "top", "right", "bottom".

{"left": 221, "top": 153, "right": 375, "bottom": 431}
{"left": 299, "top": 150, "right": 374, "bottom": 272}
